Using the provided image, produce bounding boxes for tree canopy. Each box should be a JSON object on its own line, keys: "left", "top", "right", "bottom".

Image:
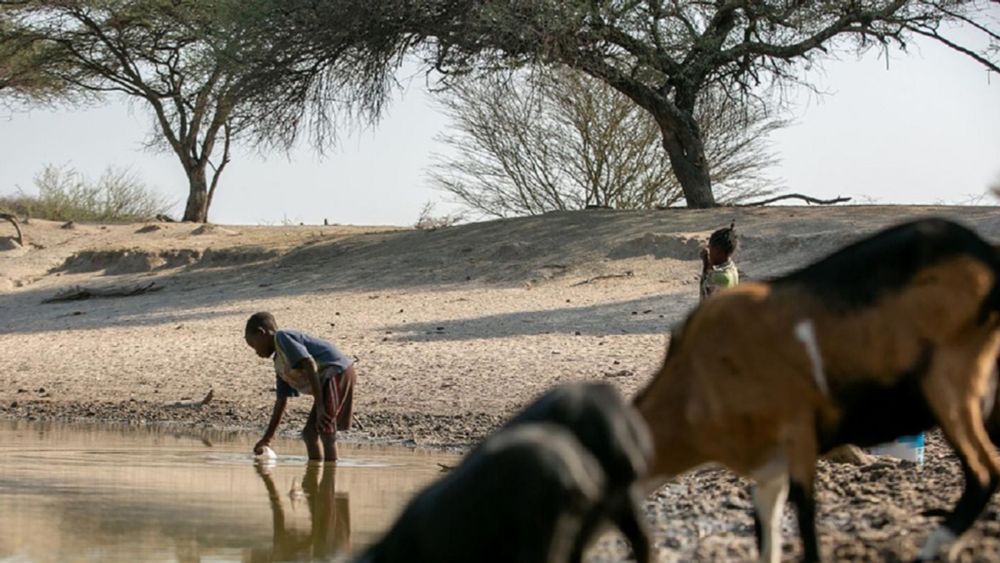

{"left": 245, "top": 0, "right": 1000, "bottom": 208}
{"left": 0, "top": 3, "right": 74, "bottom": 105}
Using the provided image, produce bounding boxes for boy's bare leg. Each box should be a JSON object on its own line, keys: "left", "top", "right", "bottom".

{"left": 303, "top": 407, "right": 323, "bottom": 461}
{"left": 304, "top": 402, "right": 339, "bottom": 461}
{"left": 320, "top": 432, "right": 338, "bottom": 462}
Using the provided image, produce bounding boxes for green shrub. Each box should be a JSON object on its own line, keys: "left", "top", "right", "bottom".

{"left": 0, "top": 164, "right": 173, "bottom": 222}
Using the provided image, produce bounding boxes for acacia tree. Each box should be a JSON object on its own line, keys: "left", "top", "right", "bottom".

{"left": 433, "top": 66, "right": 783, "bottom": 217}
{"left": 246, "top": 0, "right": 1000, "bottom": 208}
{"left": 4, "top": 1, "right": 268, "bottom": 222}
{"left": 425, "top": 1, "right": 1000, "bottom": 207}
{"left": 0, "top": 4, "right": 71, "bottom": 105}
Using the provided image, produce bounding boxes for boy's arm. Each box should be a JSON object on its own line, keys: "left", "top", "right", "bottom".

{"left": 254, "top": 395, "right": 288, "bottom": 454}
{"left": 300, "top": 357, "right": 332, "bottom": 428}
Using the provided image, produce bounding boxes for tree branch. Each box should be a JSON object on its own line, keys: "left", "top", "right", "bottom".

{"left": 736, "top": 193, "right": 852, "bottom": 207}
{"left": 905, "top": 25, "right": 1000, "bottom": 74}
{"left": 1, "top": 212, "right": 23, "bottom": 246}
{"left": 206, "top": 121, "right": 232, "bottom": 211}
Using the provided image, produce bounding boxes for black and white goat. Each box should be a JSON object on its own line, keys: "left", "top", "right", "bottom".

{"left": 502, "top": 382, "right": 654, "bottom": 562}
{"left": 355, "top": 423, "right": 604, "bottom": 563}
{"left": 634, "top": 218, "right": 1000, "bottom": 561}
{"left": 357, "top": 382, "right": 653, "bottom": 563}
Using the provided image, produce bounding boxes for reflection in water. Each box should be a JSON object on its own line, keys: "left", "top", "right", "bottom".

{"left": 0, "top": 420, "right": 456, "bottom": 562}
{"left": 251, "top": 463, "right": 352, "bottom": 562}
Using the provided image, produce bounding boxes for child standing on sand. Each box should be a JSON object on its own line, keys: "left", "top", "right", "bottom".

{"left": 699, "top": 222, "right": 740, "bottom": 301}
{"left": 245, "top": 312, "right": 356, "bottom": 462}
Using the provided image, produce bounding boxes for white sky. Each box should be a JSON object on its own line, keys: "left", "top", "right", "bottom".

{"left": 1, "top": 31, "right": 998, "bottom": 226}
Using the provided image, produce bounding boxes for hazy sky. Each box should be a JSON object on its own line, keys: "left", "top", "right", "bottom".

{"left": 1, "top": 29, "right": 998, "bottom": 226}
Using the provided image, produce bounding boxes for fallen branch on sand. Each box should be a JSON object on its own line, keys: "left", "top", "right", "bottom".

{"left": 42, "top": 281, "right": 164, "bottom": 303}
{"left": 168, "top": 389, "right": 214, "bottom": 409}
{"left": 1, "top": 212, "right": 23, "bottom": 246}
{"left": 736, "top": 193, "right": 852, "bottom": 207}
{"left": 571, "top": 271, "right": 634, "bottom": 286}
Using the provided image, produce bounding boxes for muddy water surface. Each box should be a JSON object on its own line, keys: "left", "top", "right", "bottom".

{"left": 0, "top": 420, "right": 457, "bottom": 562}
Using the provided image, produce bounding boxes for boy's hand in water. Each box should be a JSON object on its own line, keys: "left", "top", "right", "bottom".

{"left": 253, "top": 438, "right": 271, "bottom": 455}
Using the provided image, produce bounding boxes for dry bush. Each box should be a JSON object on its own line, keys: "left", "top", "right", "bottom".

{"left": 1, "top": 164, "right": 172, "bottom": 223}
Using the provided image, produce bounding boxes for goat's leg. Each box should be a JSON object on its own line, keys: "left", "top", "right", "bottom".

{"left": 567, "top": 508, "right": 601, "bottom": 563}
{"left": 752, "top": 475, "right": 789, "bottom": 563}
{"left": 983, "top": 362, "right": 1000, "bottom": 445}
{"left": 610, "top": 487, "right": 652, "bottom": 563}
{"left": 751, "top": 456, "right": 790, "bottom": 563}
{"left": 787, "top": 431, "right": 821, "bottom": 563}
{"left": 918, "top": 440, "right": 998, "bottom": 560}
{"left": 921, "top": 369, "right": 1000, "bottom": 560}
{"left": 566, "top": 487, "right": 651, "bottom": 563}
{"left": 788, "top": 479, "right": 819, "bottom": 563}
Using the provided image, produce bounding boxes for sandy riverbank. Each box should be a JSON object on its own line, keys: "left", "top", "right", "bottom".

{"left": 4, "top": 205, "right": 1000, "bottom": 560}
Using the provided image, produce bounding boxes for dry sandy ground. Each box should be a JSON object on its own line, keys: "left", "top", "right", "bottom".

{"left": 4, "top": 206, "right": 1000, "bottom": 561}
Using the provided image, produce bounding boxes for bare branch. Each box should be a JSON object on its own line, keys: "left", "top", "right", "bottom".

{"left": 0, "top": 212, "right": 23, "bottom": 246}
{"left": 737, "top": 193, "right": 852, "bottom": 207}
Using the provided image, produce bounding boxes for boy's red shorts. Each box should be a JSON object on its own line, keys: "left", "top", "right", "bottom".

{"left": 318, "top": 364, "right": 356, "bottom": 434}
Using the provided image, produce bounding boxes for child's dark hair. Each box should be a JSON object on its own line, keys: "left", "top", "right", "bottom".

{"left": 709, "top": 221, "right": 738, "bottom": 255}
{"left": 245, "top": 311, "right": 277, "bottom": 335}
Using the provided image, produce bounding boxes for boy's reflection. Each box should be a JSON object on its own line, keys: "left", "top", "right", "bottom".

{"left": 251, "top": 462, "right": 351, "bottom": 561}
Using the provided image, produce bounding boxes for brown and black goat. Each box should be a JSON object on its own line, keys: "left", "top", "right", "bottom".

{"left": 634, "top": 218, "right": 1000, "bottom": 562}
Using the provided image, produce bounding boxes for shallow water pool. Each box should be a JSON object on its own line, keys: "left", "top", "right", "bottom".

{"left": 0, "top": 420, "right": 458, "bottom": 562}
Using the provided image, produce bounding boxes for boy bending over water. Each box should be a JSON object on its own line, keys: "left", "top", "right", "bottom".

{"left": 245, "top": 312, "right": 356, "bottom": 461}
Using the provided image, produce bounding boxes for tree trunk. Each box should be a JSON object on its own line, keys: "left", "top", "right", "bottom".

{"left": 182, "top": 166, "right": 210, "bottom": 222}
{"left": 658, "top": 119, "right": 716, "bottom": 208}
